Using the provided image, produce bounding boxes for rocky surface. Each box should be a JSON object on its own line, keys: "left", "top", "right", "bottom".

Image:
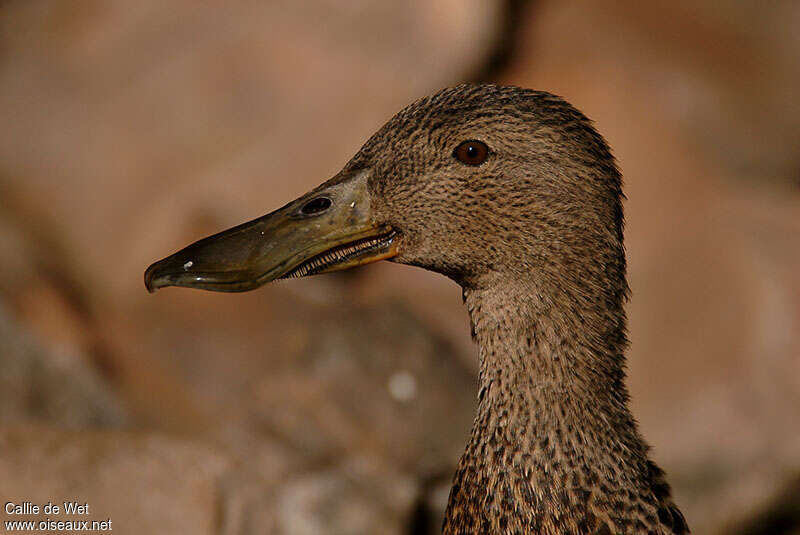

{"left": 0, "top": 427, "right": 230, "bottom": 535}
{"left": 0, "top": 304, "right": 126, "bottom": 429}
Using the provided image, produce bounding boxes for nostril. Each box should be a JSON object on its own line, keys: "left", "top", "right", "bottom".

{"left": 301, "top": 196, "right": 332, "bottom": 215}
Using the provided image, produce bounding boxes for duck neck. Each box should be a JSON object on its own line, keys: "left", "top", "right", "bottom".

{"left": 465, "top": 279, "right": 636, "bottom": 449}
{"left": 443, "top": 277, "right": 669, "bottom": 533}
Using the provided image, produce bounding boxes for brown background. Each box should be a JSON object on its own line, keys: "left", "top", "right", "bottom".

{"left": 1, "top": 1, "right": 799, "bottom": 534}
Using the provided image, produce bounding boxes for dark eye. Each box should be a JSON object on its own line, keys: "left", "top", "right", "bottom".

{"left": 301, "top": 196, "right": 332, "bottom": 215}
{"left": 453, "top": 140, "right": 489, "bottom": 166}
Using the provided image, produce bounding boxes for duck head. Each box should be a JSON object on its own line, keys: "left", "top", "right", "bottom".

{"left": 145, "top": 84, "right": 623, "bottom": 293}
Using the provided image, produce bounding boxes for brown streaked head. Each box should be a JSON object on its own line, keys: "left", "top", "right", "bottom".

{"left": 145, "top": 84, "right": 623, "bottom": 295}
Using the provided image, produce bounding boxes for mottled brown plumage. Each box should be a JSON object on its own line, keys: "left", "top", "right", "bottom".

{"left": 348, "top": 84, "right": 688, "bottom": 535}
{"left": 146, "top": 84, "right": 689, "bottom": 534}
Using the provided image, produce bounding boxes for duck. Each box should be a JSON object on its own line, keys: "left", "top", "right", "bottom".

{"left": 144, "top": 84, "right": 689, "bottom": 535}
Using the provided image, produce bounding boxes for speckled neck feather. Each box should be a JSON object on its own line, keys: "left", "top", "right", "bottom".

{"left": 443, "top": 276, "right": 688, "bottom": 533}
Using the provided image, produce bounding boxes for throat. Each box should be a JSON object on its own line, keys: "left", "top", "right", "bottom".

{"left": 442, "top": 282, "right": 681, "bottom": 534}
{"left": 464, "top": 281, "right": 634, "bottom": 439}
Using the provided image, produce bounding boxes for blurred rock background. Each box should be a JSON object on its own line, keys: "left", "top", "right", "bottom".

{"left": 0, "top": 1, "right": 798, "bottom": 534}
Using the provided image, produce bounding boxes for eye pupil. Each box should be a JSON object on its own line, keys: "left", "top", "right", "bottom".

{"left": 454, "top": 140, "right": 488, "bottom": 165}
{"left": 301, "top": 197, "right": 332, "bottom": 215}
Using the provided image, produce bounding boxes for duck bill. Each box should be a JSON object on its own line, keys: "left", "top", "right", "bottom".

{"left": 144, "top": 171, "right": 398, "bottom": 293}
